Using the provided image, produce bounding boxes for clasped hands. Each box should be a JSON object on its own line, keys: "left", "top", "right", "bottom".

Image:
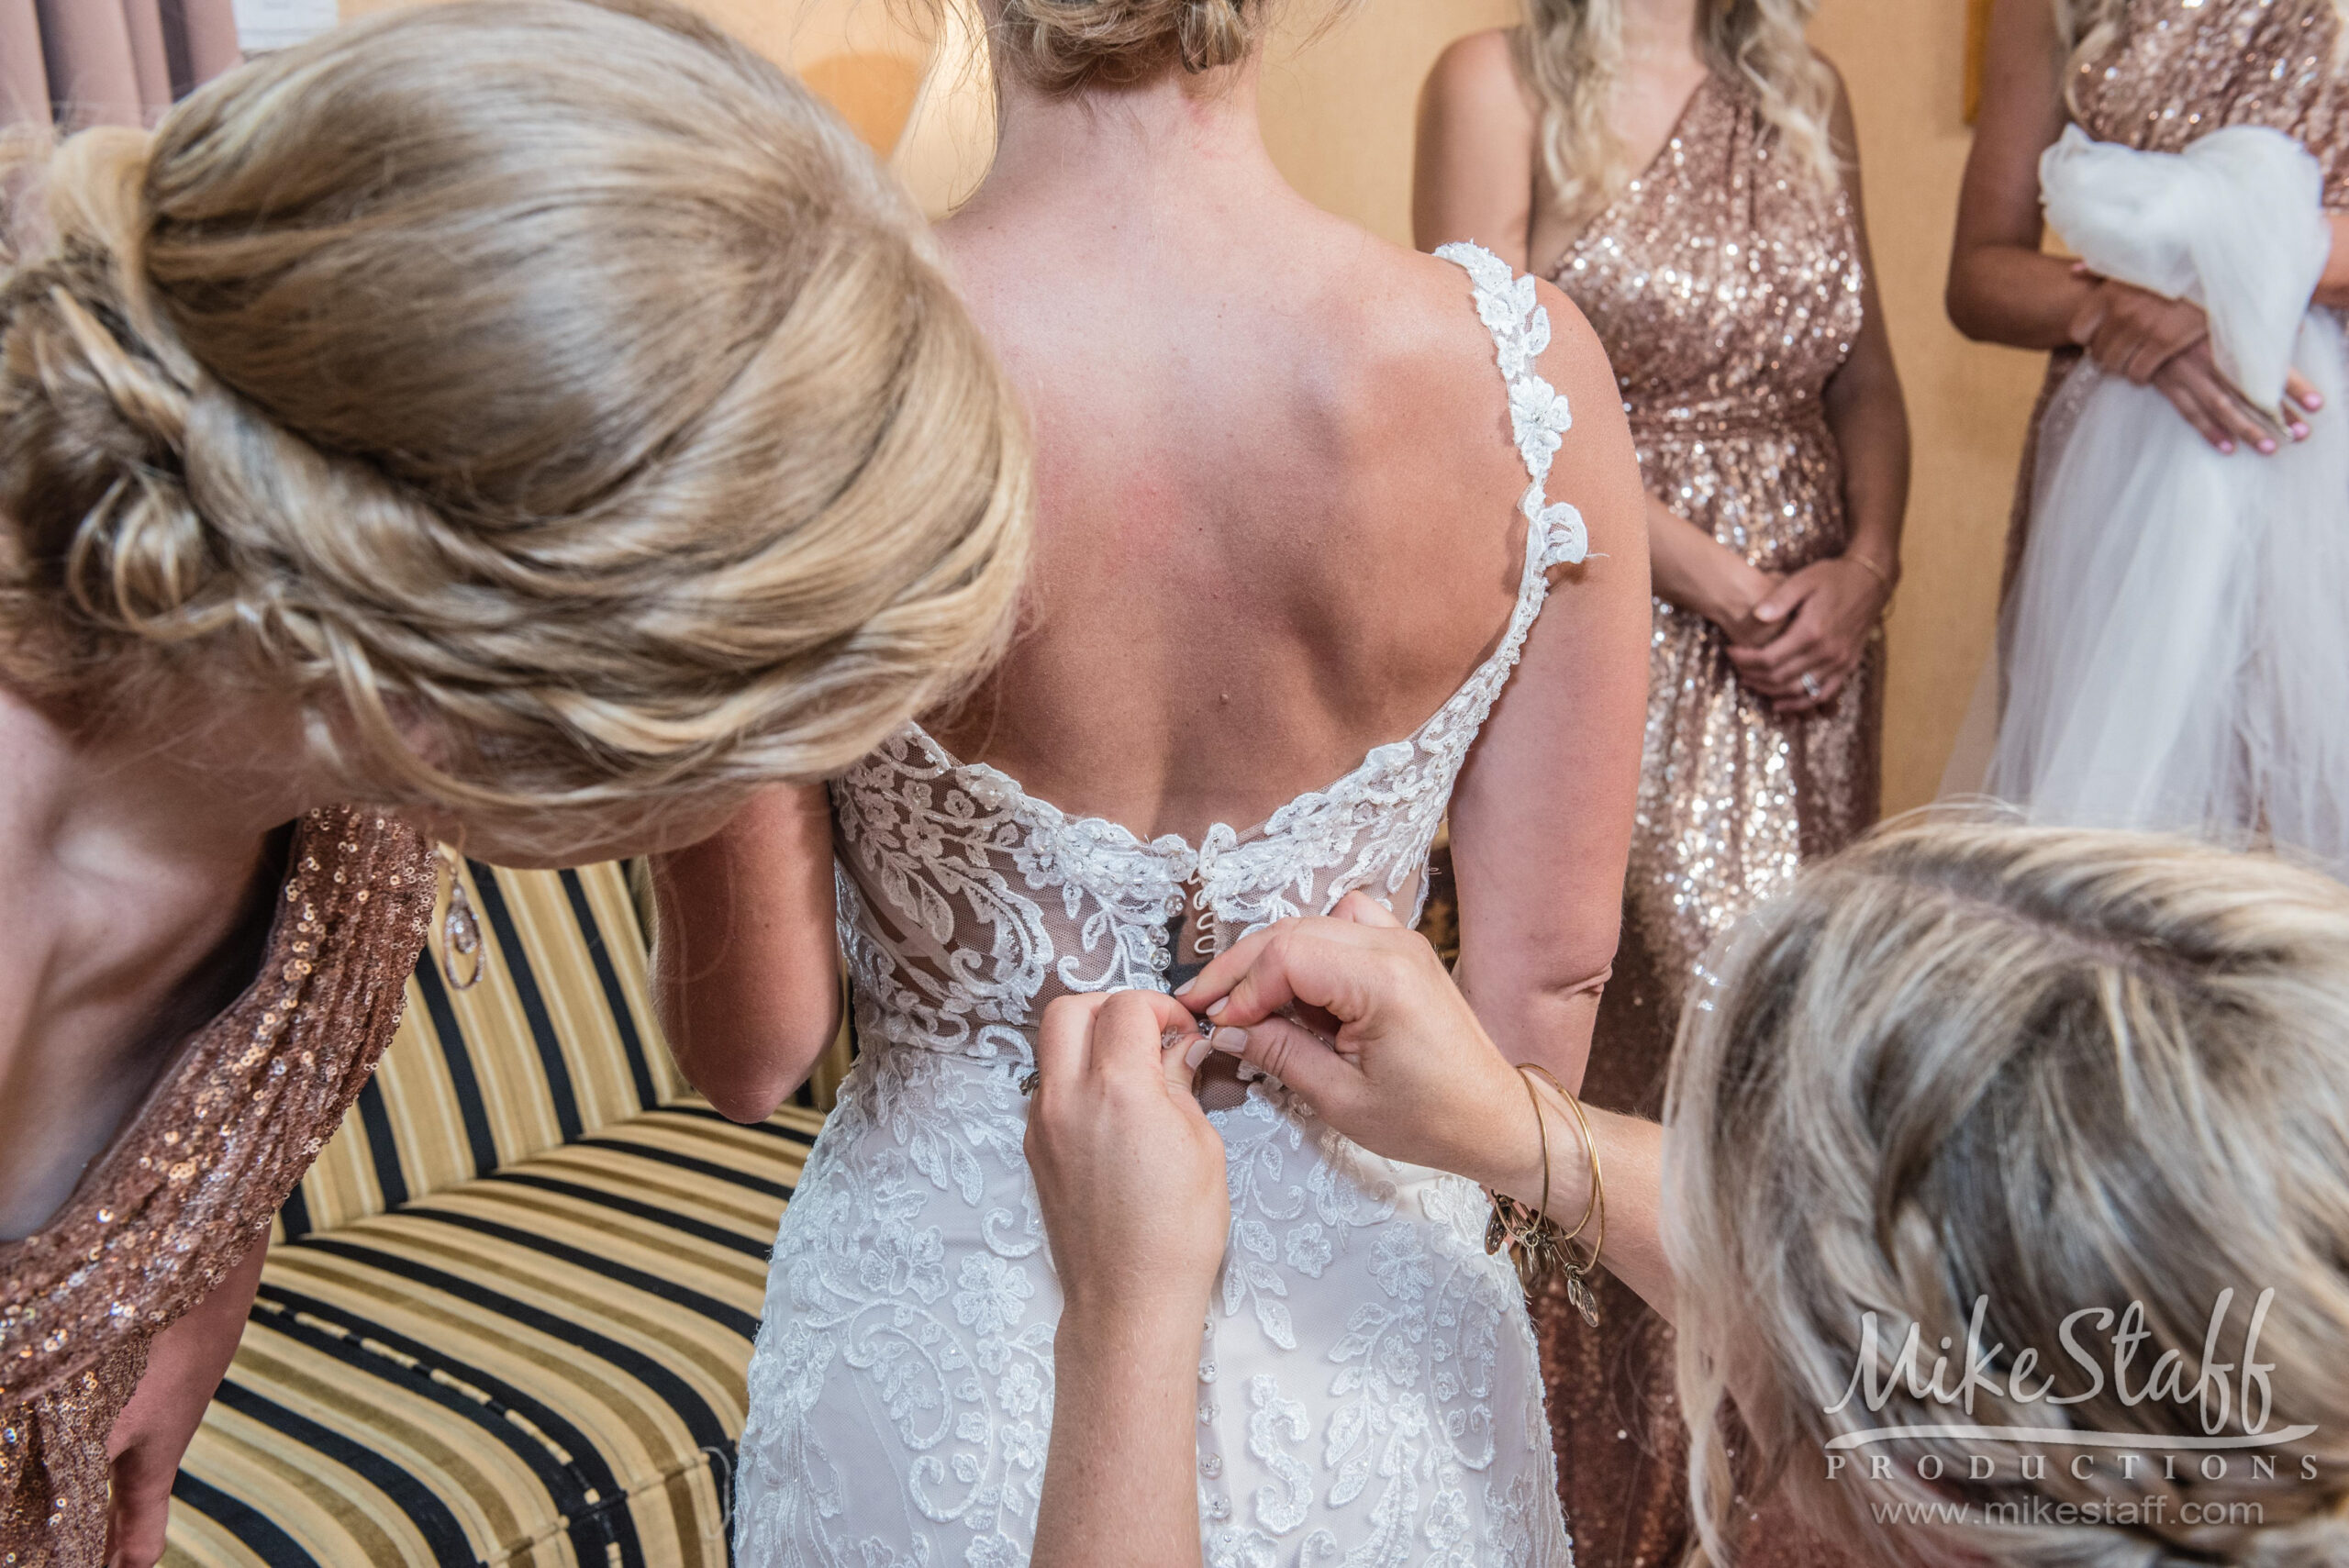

{"left": 2066, "top": 266, "right": 2322, "bottom": 454}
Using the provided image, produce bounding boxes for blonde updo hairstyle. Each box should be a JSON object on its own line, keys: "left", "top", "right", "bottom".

{"left": 0, "top": 0, "right": 1030, "bottom": 857}
{"left": 994, "top": 0, "right": 1263, "bottom": 92}
{"left": 1666, "top": 820, "right": 2349, "bottom": 1567}
{"left": 1515, "top": 0, "right": 1839, "bottom": 228}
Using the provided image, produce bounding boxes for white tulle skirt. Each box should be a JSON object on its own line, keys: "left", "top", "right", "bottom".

{"left": 1972, "top": 127, "right": 2349, "bottom": 877}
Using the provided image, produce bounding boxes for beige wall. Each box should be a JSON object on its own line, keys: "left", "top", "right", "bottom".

{"left": 1811, "top": 0, "right": 2041, "bottom": 811}
{"left": 338, "top": 0, "right": 2040, "bottom": 809}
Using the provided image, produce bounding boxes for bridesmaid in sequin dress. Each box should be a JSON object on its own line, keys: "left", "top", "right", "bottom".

{"left": 1951, "top": 0, "right": 2349, "bottom": 603}
{"left": 0, "top": 10, "right": 1030, "bottom": 1562}
{"left": 1417, "top": 4, "right": 1909, "bottom": 1562}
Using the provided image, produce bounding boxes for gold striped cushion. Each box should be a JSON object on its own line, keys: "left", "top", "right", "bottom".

{"left": 166, "top": 1101, "right": 823, "bottom": 1568}
{"left": 284, "top": 861, "right": 691, "bottom": 1238}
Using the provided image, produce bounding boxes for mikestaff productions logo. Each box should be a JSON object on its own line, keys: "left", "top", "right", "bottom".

{"left": 1820, "top": 1288, "right": 2314, "bottom": 1529}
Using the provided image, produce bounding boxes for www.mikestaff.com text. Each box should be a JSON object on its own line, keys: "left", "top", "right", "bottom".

{"left": 1865, "top": 1496, "right": 2265, "bottom": 1529}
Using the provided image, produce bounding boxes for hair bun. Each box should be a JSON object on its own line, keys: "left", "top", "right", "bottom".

{"left": 997, "top": 0, "right": 1257, "bottom": 92}
{"left": 2, "top": 127, "right": 245, "bottom": 656}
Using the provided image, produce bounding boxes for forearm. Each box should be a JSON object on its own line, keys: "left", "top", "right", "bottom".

{"left": 1645, "top": 493, "right": 1760, "bottom": 624}
{"left": 1947, "top": 244, "right": 2095, "bottom": 350}
{"left": 1032, "top": 1302, "right": 1204, "bottom": 1568}
{"left": 1822, "top": 368, "right": 1909, "bottom": 582}
{"left": 1475, "top": 1092, "right": 1672, "bottom": 1320}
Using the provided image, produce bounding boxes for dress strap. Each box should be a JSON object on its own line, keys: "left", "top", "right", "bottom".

{"left": 1433, "top": 241, "right": 1588, "bottom": 571}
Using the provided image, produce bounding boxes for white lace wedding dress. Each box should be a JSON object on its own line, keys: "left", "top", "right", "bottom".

{"left": 733, "top": 243, "right": 1586, "bottom": 1568}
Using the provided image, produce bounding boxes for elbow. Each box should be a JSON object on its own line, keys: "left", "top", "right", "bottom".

{"left": 701, "top": 1073, "right": 796, "bottom": 1126}
{"left": 666, "top": 1007, "right": 843, "bottom": 1125}
{"left": 1944, "top": 267, "right": 2000, "bottom": 344}
{"left": 674, "top": 1038, "right": 800, "bottom": 1123}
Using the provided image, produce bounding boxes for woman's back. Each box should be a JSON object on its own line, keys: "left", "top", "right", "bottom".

{"left": 927, "top": 78, "right": 1644, "bottom": 850}
{"left": 713, "top": 29, "right": 1652, "bottom": 1568}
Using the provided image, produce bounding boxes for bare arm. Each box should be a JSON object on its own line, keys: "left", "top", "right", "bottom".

{"left": 104, "top": 1234, "right": 269, "bottom": 1568}
{"left": 1729, "top": 64, "right": 1909, "bottom": 714}
{"left": 1447, "top": 286, "right": 1650, "bottom": 1092}
{"left": 1412, "top": 28, "right": 1539, "bottom": 270}
{"left": 1026, "top": 993, "right": 1225, "bottom": 1568}
{"left": 649, "top": 784, "right": 842, "bottom": 1123}
{"left": 1945, "top": 0, "right": 2082, "bottom": 349}
{"left": 1184, "top": 899, "right": 1674, "bottom": 1315}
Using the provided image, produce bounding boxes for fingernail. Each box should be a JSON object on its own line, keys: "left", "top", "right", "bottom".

{"left": 2221, "top": 441, "right": 2236, "bottom": 454}
{"left": 1210, "top": 1027, "right": 1249, "bottom": 1055}
{"left": 2259, "top": 439, "right": 2277, "bottom": 454}
{"left": 1206, "top": 996, "right": 1228, "bottom": 1018}
{"left": 2293, "top": 424, "right": 2310, "bottom": 439}
{"left": 1184, "top": 1034, "right": 1213, "bottom": 1070}
{"left": 1173, "top": 978, "right": 1196, "bottom": 996}
{"left": 2307, "top": 394, "right": 2325, "bottom": 409}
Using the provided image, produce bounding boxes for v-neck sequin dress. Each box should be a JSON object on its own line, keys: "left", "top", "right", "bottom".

{"left": 0, "top": 808, "right": 430, "bottom": 1566}
{"left": 1534, "top": 72, "right": 1880, "bottom": 1568}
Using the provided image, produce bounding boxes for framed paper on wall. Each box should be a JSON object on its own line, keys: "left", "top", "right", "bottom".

{"left": 231, "top": 0, "right": 339, "bottom": 51}
{"left": 1965, "top": 0, "right": 1995, "bottom": 122}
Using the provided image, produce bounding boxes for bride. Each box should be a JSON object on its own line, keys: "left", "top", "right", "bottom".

{"left": 653, "top": 0, "right": 1650, "bottom": 1559}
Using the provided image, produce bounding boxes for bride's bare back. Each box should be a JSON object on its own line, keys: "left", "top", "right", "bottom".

{"left": 929, "top": 76, "right": 1645, "bottom": 851}
{"left": 654, "top": 58, "right": 1651, "bottom": 1108}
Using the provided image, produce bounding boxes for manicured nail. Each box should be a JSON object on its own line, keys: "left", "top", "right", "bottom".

{"left": 1173, "top": 978, "right": 1196, "bottom": 996}
{"left": 1206, "top": 996, "right": 1228, "bottom": 1018}
{"left": 1210, "top": 1027, "right": 1249, "bottom": 1055}
{"left": 1184, "top": 1034, "right": 1213, "bottom": 1070}
{"left": 2306, "top": 394, "right": 2324, "bottom": 410}
{"left": 2258, "top": 438, "right": 2277, "bottom": 454}
{"left": 2293, "top": 423, "right": 2310, "bottom": 439}
{"left": 2221, "top": 441, "right": 2236, "bottom": 454}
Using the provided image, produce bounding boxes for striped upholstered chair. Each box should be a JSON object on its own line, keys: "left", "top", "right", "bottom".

{"left": 161, "top": 859, "right": 845, "bottom": 1568}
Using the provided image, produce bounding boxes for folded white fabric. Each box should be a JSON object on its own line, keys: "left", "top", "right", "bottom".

{"left": 1987, "top": 124, "right": 2349, "bottom": 875}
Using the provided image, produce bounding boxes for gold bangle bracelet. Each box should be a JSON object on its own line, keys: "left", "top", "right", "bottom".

{"left": 1518, "top": 1063, "right": 1597, "bottom": 1243}
{"left": 1845, "top": 552, "right": 1897, "bottom": 594}
{"left": 1522, "top": 1062, "right": 1607, "bottom": 1327}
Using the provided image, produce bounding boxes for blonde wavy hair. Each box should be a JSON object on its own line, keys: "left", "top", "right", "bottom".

{"left": 1665, "top": 819, "right": 2349, "bottom": 1567}
{"left": 1515, "top": 0, "right": 1839, "bottom": 228}
{"left": 2056, "top": 0, "right": 2349, "bottom": 116}
{"left": 993, "top": 0, "right": 1263, "bottom": 92}
{"left": 0, "top": 0, "right": 1030, "bottom": 856}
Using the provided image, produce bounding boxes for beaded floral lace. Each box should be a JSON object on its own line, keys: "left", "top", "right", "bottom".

{"left": 733, "top": 243, "right": 1585, "bottom": 1568}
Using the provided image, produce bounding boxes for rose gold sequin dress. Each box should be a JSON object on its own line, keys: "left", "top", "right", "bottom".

{"left": 1535, "top": 73, "right": 1879, "bottom": 1568}
{"left": 2009, "top": 0, "right": 2349, "bottom": 581}
{"left": 0, "top": 807, "right": 430, "bottom": 1566}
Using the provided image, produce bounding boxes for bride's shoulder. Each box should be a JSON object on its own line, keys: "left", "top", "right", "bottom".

{"left": 1334, "top": 239, "right": 1613, "bottom": 413}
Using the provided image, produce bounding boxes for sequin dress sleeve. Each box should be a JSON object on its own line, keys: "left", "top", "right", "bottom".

{"left": 1532, "top": 72, "right": 1880, "bottom": 1568}
{"left": 0, "top": 806, "right": 432, "bottom": 1565}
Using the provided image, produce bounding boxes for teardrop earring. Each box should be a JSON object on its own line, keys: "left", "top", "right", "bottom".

{"left": 437, "top": 846, "right": 485, "bottom": 990}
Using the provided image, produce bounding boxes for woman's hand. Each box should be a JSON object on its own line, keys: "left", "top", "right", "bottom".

{"left": 1176, "top": 895, "right": 1675, "bottom": 1316}
{"left": 1026, "top": 990, "right": 1226, "bottom": 1326}
{"left": 2071, "top": 272, "right": 2321, "bottom": 452}
{"left": 2067, "top": 274, "right": 2210, "bottom": 384}
{"left": 1724, "top": 556, "right": 1888, "bottom": 715}
{"left": 1176, "top": 895, "right": 1540, "bottom": 1196}
{"left": 1646, "top": 495, "right": 1784, "bottom": 648}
